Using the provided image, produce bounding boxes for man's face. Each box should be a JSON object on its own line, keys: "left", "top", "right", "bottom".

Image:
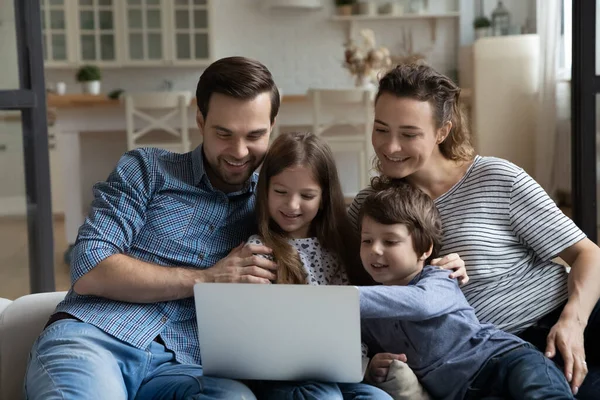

{"left": 197, "top": 92, "right": 273, "bottom": 193}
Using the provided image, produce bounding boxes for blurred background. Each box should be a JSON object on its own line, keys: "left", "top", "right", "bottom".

{"left": 0, "top": 0, "right": 596, "bottom": 299}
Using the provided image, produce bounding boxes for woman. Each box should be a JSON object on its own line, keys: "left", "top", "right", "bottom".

{"left": 347, "top": 63, "right": 600, "bottom": 398}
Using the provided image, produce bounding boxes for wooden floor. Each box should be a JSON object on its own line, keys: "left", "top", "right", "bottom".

{"left": 0, "top": 217, "right": 71, "bottom": 300}
{"left": 0, "top": 211, "right": 598, "bottom": 301}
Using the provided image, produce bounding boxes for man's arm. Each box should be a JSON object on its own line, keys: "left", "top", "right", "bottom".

{"left": 74, "top": 244, "right": 278, "bottom": 303}
{"left": 74, "top": 254, "right": 201, "bottom": 302}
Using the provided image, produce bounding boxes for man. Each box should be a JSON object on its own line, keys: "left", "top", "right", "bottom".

{"left": 25, "top": 56, "right": 393, "bottom": 400}
{"left": 24, "top": 56, "right": 279, "bottom": 399}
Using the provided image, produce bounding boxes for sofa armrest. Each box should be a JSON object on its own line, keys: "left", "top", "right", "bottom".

{"left": 0, "top": 291, "right": 67, "bottom": 400}
{"left": 0, "top": 299, "right": 12, "bottom": 317}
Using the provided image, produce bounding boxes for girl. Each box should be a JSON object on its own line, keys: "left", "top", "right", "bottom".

{"left": 246, "top": 131, "right": 392, "bottom": 399}
{"left": 246, "top": 130, "right": 362, "bottom": 286}
{"left": 347, "top": 63, "right": 600, "bottom": 398}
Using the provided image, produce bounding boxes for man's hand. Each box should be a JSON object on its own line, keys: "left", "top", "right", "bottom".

{"left": 545, "top": 317, "right": 588, "bottom": 395}
{"left": 199, "top": 243, "right": 278, "bottom": 284}
{"left": 367, "top": 352, "right": 408, "bottom": 383}
{"left": 431, "top": 253, "right": 469, "bottom": 285}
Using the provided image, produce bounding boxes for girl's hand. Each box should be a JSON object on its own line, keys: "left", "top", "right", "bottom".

{"left": 367, "top": 352, "right": 407, "bottom": 384}
{"left": 430, "top": 253, "right": 469, "bottom": 285}
{"left": 545, "top": 317, "right": 588, "bottom": 395}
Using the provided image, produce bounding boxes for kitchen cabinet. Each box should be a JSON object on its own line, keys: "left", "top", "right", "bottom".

{"left": 41, "top": 0, "right": 212, "bottom": 67}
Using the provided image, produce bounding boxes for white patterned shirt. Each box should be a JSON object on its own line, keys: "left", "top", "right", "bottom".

{"left": 246, "top": 235, "right": 349, "bottom": 286}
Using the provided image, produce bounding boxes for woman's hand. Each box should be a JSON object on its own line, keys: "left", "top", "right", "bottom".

{"left": 367, "top": 352, "right": 407, "bottom": 383}
{"left": 430, "top": 253, "right": 469, "bottom": 285}
{"left": 545, "top": 317, "right": 588, "bottom": 395}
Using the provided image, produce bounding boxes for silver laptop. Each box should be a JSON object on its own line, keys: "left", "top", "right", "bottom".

{"left": 193, "top": 283, "right": 364, "bottom": 383}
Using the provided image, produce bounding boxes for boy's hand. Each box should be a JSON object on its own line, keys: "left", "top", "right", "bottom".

{"left": 431, "top": 253, "right": 469, "bottom": 285}
{"left": 367, "top": 352, "right": 408, "bottom": 383}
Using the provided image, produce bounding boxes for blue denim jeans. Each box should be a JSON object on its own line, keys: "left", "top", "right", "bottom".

{"left": 464, "top": 344, "right": 574, "bottom": 400}
{"left": 518, "top": 300, "right": 600, "bottom": 400}
{"left": 24, "top": 319, "right": 256, "bottom": 400}
{"left": 249, "top": 380, "right": 392, "bottom": 400}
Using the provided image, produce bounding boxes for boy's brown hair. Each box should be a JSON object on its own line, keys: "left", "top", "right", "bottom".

{"left": 359, "top": 182, "right": 443, "bottom": 262}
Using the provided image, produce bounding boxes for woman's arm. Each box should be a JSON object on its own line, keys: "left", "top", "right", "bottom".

{"left": 548, "top": 238, "right": 600, "bottom": 394}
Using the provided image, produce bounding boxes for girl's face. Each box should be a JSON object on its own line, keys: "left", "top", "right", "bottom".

{"left": 372, "top": 93, "right": 448, "bottom": 179}
{"left": 267, "top": 165, "right": 323, "bottom": 239}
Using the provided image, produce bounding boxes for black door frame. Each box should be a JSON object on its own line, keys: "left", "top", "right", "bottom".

{"left": 0, "top": 0, "right": 55, "bottom": 292}
{"left": 572, "top": 0, "right": 598, "bottom": 243}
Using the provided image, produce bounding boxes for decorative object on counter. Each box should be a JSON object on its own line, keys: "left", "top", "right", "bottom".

{"left": 407, "top": 0, "right": 426, "bottom": 14}
{"left": 474, "top": 16, "right": 492, "bottom": 39}
{"left": 379, "top": 0, "right": 404, "bottom": 15}
{"left": 357, "top": 0, "right": 377, "bottom": 15}
{"left": 76, "top": 65, "right": 102, "bottom": 95}
{"left": 343, "top": 28, "right": 392, "bottom": 88}
{"left": 162, "top": 79, "right": 174, "bottom": 91}
{"left": 108, "top": 89, "right": 125, "bottom": 100}
{"left": 392, "top": 26, "right": 431, "bottom": 64}
{"left": 55, "top": 82, "right": 67, "bottom": 95}
{"left": 491, "top": 1, "right": 510, "bottom": 36}
{"left": 335, "top": 0, "right": 355, "bottom": 16}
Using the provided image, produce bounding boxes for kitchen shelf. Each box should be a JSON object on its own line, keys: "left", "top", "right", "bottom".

{"left": 331, "top": 12, "right": 460, "bottom": 41}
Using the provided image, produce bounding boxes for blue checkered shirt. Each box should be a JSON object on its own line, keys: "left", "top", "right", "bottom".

{"left": 55, "top": 146, "right": 258, "bottom": 365}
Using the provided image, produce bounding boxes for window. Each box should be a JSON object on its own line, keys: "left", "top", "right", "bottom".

{"left": 559, "top": 0, "right": 572, "bottom": 79}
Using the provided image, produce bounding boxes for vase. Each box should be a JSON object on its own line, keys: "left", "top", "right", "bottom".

{"left": 82, "top": 80, "right": 101, "bottom": 95}
{"left": 355, "top": 74, "right": 377, "bottom": 90}
{"left": 475, "top": 27, "right": 490, "bottom": 40}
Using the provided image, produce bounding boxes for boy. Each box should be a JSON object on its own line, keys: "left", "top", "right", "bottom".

{"left": 358, "top": 183, "right": 574, "bottom": 400}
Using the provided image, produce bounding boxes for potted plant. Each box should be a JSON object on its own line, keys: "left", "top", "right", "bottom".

{"left": 335, "top": 0, "right": 355, "bottom": 16}
{"left": 473, "top": 16, "right": 491, "bottom": 39}
{"left": 75, "top": 65, "right": 102, "bottom": 95}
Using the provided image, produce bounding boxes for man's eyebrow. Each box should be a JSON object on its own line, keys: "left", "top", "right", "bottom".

{"left": 212, "top": 125, "right": 232, "bottom": 133}
{"left": 212, "top": 126, "right": 269, "bottom": 135}
{"left": 249, "top": 128, "right": 268, "bottom": 135}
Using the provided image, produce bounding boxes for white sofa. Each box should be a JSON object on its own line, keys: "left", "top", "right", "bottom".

{"left": 0, "top": 291, "right": 67, "bottom": 400}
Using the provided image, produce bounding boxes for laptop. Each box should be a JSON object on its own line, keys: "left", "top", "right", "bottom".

{"left": 193, "top": 283, "right": 365, "bottom": 383}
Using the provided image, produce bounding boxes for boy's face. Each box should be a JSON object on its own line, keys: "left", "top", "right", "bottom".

{"left": 360, "top": 216, "right": 431, "bottom": 286}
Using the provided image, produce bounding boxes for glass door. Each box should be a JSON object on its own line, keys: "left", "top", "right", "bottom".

{"left": 172, "top": 0, "right": 210, "bottom": 64}
{"left": 40, "top": 0, "right": 71, "bottom": 66}
{"left": 0, "top": 0, "right": 55, "bottom": 295}
{"left": 124, "top": 0, "right": 167, "bottom": 65}
{"left": 572, "top": 0, "right": 598, "bottom": 242}
{"left": 77, "top": 0, "right": 118, "bottom": 63}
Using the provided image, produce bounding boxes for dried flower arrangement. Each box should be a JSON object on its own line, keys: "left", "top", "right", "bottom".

{"left": 343, "top": 29, "right": 392, "bottom": 87}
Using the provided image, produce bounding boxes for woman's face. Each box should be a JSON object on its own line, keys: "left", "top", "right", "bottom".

{"left": 372, "top": 93, "right": 447, "bottom": 179}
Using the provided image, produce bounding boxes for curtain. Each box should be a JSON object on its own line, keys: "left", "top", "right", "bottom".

{"left": 534, "top": 0, "right": 562, "bottom": 195}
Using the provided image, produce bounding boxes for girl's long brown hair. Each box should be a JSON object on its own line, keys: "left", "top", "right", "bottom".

{"left": 256, "top": 132, "right": 362, "bottom": 284}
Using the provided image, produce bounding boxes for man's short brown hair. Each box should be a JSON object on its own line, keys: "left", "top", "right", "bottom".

{"left": 359, "top": 182, "right": 443, "bottom": 260}
{"left": 196, "top": 56, "right": 280, "bottom": 123}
